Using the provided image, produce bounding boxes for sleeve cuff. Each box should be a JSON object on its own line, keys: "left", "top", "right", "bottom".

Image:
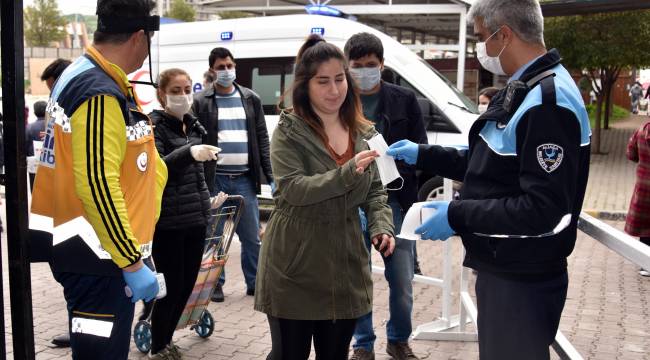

{"left": 341, "top": 159, "right": 363, "bottom": 188}
{"left": 416, "top": 144, "right": 431, "bottom": 169}
{"left": 119, "top": 252, "right": 142, "bottom": 269}
{"left": 447, "top": 200, "right": 463, "bottom": 233}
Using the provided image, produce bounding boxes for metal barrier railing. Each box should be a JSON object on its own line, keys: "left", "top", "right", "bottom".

{"left": 373, "top": 179, "right": 650, "bottom": 360}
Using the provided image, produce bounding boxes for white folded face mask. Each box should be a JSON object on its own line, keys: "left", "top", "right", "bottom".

{"left": 365, "top": 134, "right": 404, "bottom": 191}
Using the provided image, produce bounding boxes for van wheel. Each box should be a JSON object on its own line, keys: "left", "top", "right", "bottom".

{"left": 418, "top": 176, "right": 445, "bottom": 201}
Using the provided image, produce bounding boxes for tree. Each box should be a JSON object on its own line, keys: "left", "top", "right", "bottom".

{"left": 166, "top": 0, "right": 196, "bottom": 22}
{"left": 217, "top": 11, "right": 253, "bottom": 20}
{"left": 545, "top": 10, "right": 650, "bottom": 153}
{"left": 24, "top": 0, "right": 66, "bottom": 47}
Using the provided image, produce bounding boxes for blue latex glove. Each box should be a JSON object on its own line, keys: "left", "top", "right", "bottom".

{"left": 123, "top": 264, "right": 159, "bottom": 303}
{"left": 386, "top": 139, "right": 419, "bottom": 165}
{"left": 415, "top": 201, "right": 455, "bottom": 241}
{"left": 270, "top": 181, "right": 277, "bottom": 195}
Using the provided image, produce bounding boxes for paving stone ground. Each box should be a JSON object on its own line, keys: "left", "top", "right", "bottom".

{"left": 1, "top": 115, "right": 649, "bottom": 359}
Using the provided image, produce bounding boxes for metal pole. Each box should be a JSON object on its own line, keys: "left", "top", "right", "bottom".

{"left": 456, "top": 7, "right": 467, "bottom": 91}
{"left": 1, "top": 1, "right": 36, "bottom": 359}
{"left": 440, "top": 178, "right": 454, "bottom": 324}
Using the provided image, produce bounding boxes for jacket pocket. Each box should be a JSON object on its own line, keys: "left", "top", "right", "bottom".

{"left": 284, "top": 236, "right": 307, "bottom": 276}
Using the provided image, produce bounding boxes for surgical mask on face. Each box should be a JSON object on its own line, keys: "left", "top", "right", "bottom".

{"left": 478, "top": 103, "right": 489, "bottom": 114}
{"left": 350, "top": 67, "right": 381, "bottom": 92}
{"left": 165, "top": 94, "right": 193, "bottom": 119}
{"left": 365, "top": 133, "right": 404, "bottom": 190}
{"left": 476, "top": 27, "right": 507, "bottom": 76}
{"left": 216, "top": 69, "right": 236, "bottom": 87}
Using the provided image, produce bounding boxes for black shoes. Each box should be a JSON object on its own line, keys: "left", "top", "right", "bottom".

{"left": 51, "top": 333, "right": 71, "bottom": 347}
{"left": 246, "top": 288, "right": 255, "bottom": 296}
{"left": 413, "top": 260, "right": 423, "bottom": 275}
{"left": 211, "top": 284, "right": 225, "bottom": 302}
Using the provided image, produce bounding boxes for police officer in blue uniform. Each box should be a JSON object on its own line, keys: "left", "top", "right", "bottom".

{"left": 386, "top": 1, "right": 590, "bottom": 359}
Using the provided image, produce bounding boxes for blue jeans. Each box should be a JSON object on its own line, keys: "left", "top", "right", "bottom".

{"left": 353, "top": 199, "right": 415, "bottom": 350}
{"left": 213, "top": 174, "right": 261, "bottom": 291}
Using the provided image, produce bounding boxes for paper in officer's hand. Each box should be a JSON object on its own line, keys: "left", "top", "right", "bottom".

{"left": 398, "top": 201, "right": 437, "bottom": 240}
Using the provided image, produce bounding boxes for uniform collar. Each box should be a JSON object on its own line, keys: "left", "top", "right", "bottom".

{"left": 515, "top": 49, "right": 562, "bottom": 84}
{"left": 509, "top": 54, "right": 544, "bottom": 83}
{"left": 85, "top": 45, "right": 143, "bottom": 111}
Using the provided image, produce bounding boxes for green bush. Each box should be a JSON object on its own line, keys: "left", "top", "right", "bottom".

{"left": 586, "top": 103, "right": 628, "bottom": 129}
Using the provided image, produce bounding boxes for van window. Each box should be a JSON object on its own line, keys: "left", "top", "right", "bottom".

{"left": 383, "top": 67, "right": 460, "bottom": 134}
{"left": 236, "top": 58, "right": 294, "bottom": 115}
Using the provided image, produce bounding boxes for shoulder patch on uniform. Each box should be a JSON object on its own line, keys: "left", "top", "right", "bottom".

{"left": 537, "top": 143, "right": 564, "bottom": 173}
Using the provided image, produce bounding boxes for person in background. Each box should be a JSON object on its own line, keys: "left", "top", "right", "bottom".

{"left": 387, "top": 0, "right": 590, "bottom": 358}
{"left": 41, "top": 58, "right": 73, "bottom": 91}
{"left": 344, "top": 32, "right": 426, "bottom": 360}
{"left": 477, "top": 86, "right": 499, "bottom": 114}
{"left": 254, "top": 34, "right": 395, "bottom": 360}
{"left": 38, "top": 57, "right": 74, "bottom": 348}
{"left": 192, "top": 47, "right": 273, "bottom": 302}
{"left": 625, "top": 119, "right": 650, "bottom": 276}
{"left": 202, "top": 69, "right": 216, "bottom": 89}
{"left": 29, "top": 0, "right": 167, "bottom": 358}
{"left": 630, "top": 81, "right": 644, "bottom": 114}
{"left": 147, "top": 68, "right": 219, "bottom": 359}
{"left": 26, "top": 101, "right": 47, "bottom": 191}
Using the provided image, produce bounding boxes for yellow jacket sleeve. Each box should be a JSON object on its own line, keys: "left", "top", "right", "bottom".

{"left": 71, "top": 95, "right": 142, "bottom": 268}
{"left": 154, "top": 153, "right": 167, "bottom": 223}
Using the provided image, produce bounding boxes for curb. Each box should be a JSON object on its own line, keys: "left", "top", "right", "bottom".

{"left": 583, "top": 209, "right": 627, "bottom": 221}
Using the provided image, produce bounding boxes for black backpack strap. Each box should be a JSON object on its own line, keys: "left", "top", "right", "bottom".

{"left": 540, "top": 76, "right": 556, "bottom": 105}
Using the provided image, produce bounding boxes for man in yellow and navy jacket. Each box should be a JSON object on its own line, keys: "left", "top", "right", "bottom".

{"left": 29, "top": 1, "right": 166, "bottom": 358}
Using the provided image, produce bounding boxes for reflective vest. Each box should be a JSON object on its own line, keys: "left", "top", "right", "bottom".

{"left": 30, "top": 46, "right": 168, "bottom": 275}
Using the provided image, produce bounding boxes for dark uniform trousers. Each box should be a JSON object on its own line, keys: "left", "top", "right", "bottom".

{"left": 54, "top": 272, "right": 134, "bottom": 359}
{"left": 475, "top": 270, "right": 568, "bottom": 360}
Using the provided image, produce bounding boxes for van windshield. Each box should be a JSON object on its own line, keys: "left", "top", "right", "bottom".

{"left": 418, "top": 58, "right": 478, "bottom": 114}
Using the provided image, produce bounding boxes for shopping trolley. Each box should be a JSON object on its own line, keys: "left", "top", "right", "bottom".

{"left": 133, "top": 195, "right": 245, "bottom": 353}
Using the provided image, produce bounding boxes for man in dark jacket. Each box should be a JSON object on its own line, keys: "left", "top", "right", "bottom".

{"left": 41, "top": 58, "right": 72, "bottom": 91}
{"left": 345, "top": 32, "right": 427, "bottom": 360}
{"left": 26, "top": 101, "right": 47, "bottom": 190}
{"left": 387, "top": 0, "right": 590, "bottom": 359}
{"left": 192, "top": 47, "right": 273, "bottom": 302}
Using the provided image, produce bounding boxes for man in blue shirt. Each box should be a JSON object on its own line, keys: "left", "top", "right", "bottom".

{"left": 192, "top": 47, "right": 273, "bottom": 302}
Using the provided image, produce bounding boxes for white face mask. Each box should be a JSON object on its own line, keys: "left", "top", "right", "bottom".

{"left": 165, "top": 94, "right": 193, "bottom": 119}
{"left": 366, "top": 133, "right": 404, "bottom": 190}
{"left": 350, "top": 67, "right": 381, "bottom": 92}
{"left": 476, "top": 27, "right": 507, "bottom": 76}
{"left": 216, "top": 69, "right": 236, "bottom": 87}
{"left": 478, "top": 103, "right": 489, "bottom": 114}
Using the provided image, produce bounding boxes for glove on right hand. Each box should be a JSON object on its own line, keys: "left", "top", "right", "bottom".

{"left": 190, "top": 145, "right": 220, "bottom": 162}
{"left": 122, "top": 264, "right": 159, "bottom": 303}
{"left": 386, "top": 139, "right": 419, "bottom": 165}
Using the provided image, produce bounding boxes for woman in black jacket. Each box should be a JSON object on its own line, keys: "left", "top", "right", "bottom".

{"left": 148, "top": 68, "right": 220, "bottom": 359}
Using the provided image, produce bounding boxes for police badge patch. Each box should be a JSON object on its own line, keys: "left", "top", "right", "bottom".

{"left": 537, "top": 144, "right": 564, "bottom": 173}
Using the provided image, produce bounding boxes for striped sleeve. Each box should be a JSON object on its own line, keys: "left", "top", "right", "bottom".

{"left": 70, "top": 95, "right": 141, "bottom": 268}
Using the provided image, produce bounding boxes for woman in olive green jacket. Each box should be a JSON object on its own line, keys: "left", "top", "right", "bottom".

{"left": 254, "top": 34, "right": 395, "bottom": 360}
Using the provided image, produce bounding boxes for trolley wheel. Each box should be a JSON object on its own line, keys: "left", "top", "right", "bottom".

{"left": 133, "top": 320, "right": 152, "bottom": 353}
{"left": 194, "top": 311, "right": 214, "bottom": 338}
